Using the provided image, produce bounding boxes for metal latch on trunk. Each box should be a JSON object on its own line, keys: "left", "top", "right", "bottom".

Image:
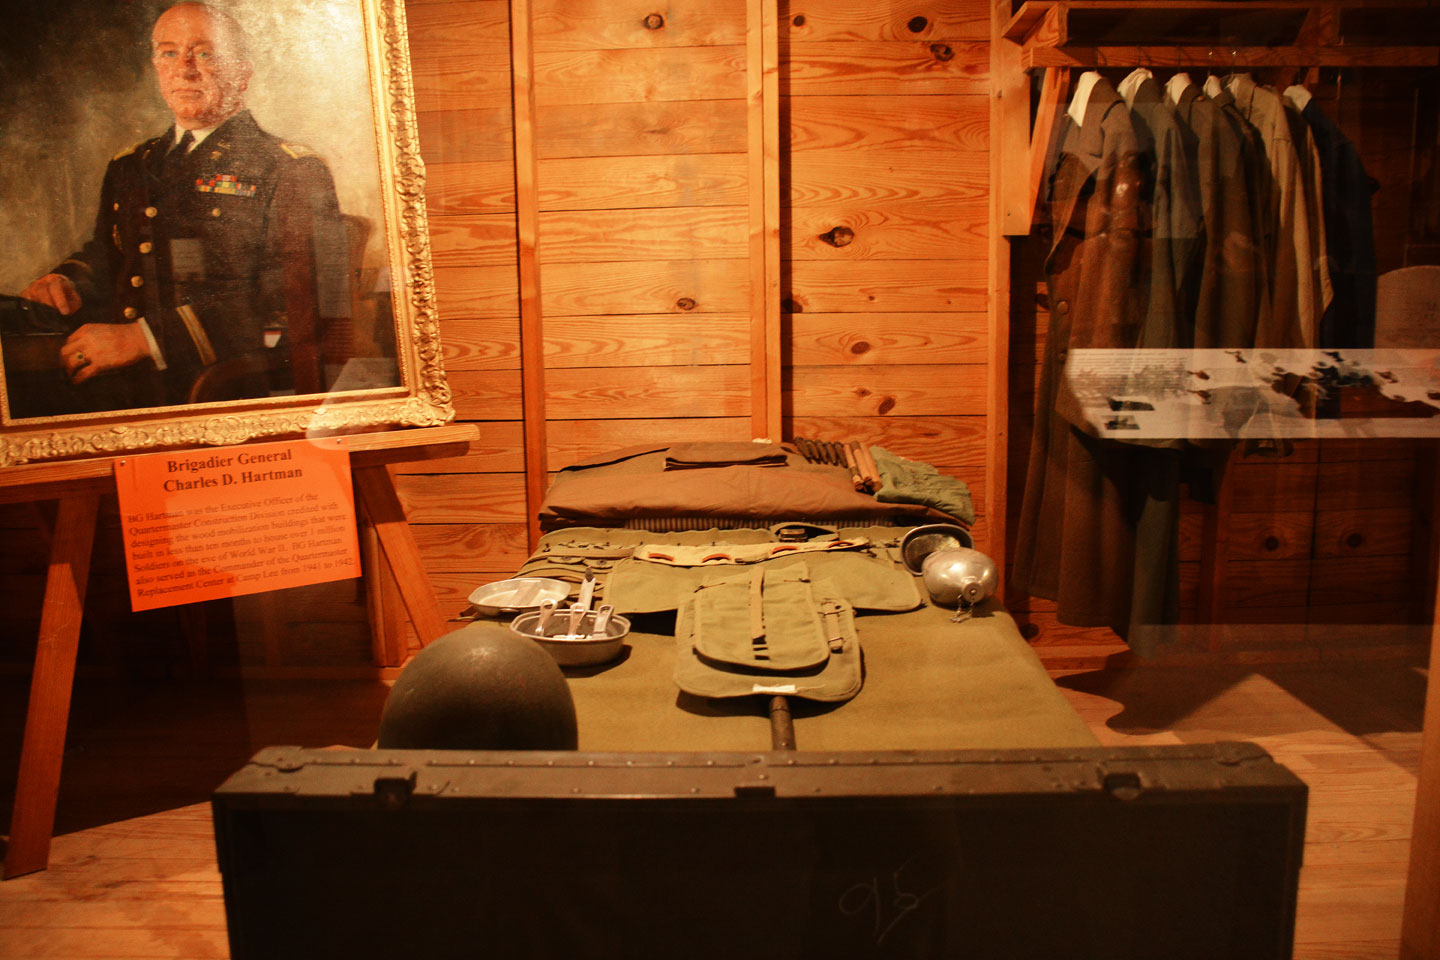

{"left": 370, "top": 769, "right": 418, "bottom": 810}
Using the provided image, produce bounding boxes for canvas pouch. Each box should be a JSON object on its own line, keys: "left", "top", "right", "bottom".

{"left": 690, "top": 565, "right": 830, "bottom": 670}
{"left": 674, "top": 572, "right": 861, "bottom": 703}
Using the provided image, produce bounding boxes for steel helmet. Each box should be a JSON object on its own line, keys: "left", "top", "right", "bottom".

{"left": 378, "top": 622, "right": 579, "bottom": 750}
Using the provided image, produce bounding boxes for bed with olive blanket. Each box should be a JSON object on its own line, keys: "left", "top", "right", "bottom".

{"left": 508, "top": 442, "right": 1096, "bottom": 751}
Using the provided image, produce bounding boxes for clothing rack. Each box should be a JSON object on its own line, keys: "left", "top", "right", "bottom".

{"left": 997, "top": 1, "right": 1439, "bottom": 235}
{"left": 987, "top": 2, "right": 1439, "bottom": 953}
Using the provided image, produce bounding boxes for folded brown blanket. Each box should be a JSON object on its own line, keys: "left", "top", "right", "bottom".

{"left": 663, "top": 441, "right": 787, "bottom": 470}
{"left": 540, "top": 444, "right": 964, "bottom": 530}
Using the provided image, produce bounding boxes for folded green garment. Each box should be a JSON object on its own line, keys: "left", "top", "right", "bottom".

{"left": 870, "top": 444, "right": 975, "bottom": 525}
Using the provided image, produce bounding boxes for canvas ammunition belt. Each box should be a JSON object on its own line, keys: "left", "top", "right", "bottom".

{"left": 633, "top": 537, "right": 868, "bottom": 567}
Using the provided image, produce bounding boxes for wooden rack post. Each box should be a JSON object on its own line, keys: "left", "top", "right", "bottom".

{"left": 1, "top": 424, "right": 475, "bottom": 878}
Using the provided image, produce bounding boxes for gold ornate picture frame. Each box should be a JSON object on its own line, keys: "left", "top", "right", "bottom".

{"left": 0, "top": 0, "right": 450, "bottom": 466}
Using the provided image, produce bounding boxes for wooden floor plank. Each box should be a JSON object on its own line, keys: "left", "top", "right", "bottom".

{"left": 1050, "top": 660, "right": 1425, "bottom": 957}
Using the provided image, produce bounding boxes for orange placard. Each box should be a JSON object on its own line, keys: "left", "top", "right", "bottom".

{"left": 114, "top": 438, "right": 362, "bottom": 611}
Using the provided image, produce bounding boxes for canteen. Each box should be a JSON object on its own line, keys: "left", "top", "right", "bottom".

{"left": 920, "top": 547, "right": 998, "bottom": 609}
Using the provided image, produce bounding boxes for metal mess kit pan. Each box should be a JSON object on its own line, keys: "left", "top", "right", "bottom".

{"left": 467, "top": 577, "right": 569, "bottom": 617}
{"left": 509, "top": 574, "right": 630, "bottom": 667}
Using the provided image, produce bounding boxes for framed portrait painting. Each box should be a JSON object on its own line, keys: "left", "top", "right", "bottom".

{"left": 0, "top": 0, "right": 450, "bottom": 466}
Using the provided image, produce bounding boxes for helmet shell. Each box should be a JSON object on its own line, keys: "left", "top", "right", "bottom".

{"left": 378, "top": 622, "right": 579, "bottom": 750}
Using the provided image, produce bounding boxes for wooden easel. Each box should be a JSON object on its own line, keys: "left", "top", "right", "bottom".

{"left": 1, "top": 423, "right": 476, "bottom": 878}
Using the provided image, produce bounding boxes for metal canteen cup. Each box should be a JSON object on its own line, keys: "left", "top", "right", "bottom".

{"left": 920, "top": 547, "right": 998, "bottom": 617}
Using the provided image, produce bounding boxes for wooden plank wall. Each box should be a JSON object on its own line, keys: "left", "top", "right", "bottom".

{"left": 389, "top": 0, "right": 529, "bottom": 636}
{"left": 392, "top": 0, "right": 764, "bottom": 649}
{"left": 386, "top": 0, "right": 1004, "bottom": 654}
{"left": 779, "top": 0, "right": 994, "bottom": 548}
{"left": 1006, "top": 65, "right": 1440, "bottom": 665}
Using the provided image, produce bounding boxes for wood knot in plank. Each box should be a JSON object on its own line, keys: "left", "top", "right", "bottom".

{"left": 676, "top": 297, "right": 697, "bottom": 311}
{"left": 792, "top": 13, "right": 805, "bottom": 26}
{"left": 849, "top": 340, "right": 871, "bottom": 356}
{"left": 930, "top": 43, "right": 954, "bottom": 62}
{"left": 877, "top": 396, "right": 896, "bottom": 415}
{"left": 907, "top": 16, "right": 929, "bottom": 32}
{"left": 643, "top": 13, "right": 664, "bottom": 29}
{"left": 819, "top": 225, "right": 854, "bottom": 248}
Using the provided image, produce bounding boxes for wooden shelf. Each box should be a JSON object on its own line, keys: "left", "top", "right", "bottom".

{"left": 1005, "top": 0, "right": 1439, "bottom": 69}
{"left": 1006, "top": 0, "right": 1436, "bottom": 42}
{"left": 1023, "top": 43, "right": 1439, "bottom": 68}
{"left": 994, "top": 0, "right": 1439, "bottom": 233}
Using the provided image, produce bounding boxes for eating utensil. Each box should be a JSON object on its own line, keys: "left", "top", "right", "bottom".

{"left": 576, "top": 573, "right": 597, "bottom": 614}
{"left": 590, "top": 604, "right": 614, "bottom": 638}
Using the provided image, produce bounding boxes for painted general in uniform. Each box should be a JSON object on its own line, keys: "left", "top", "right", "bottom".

{"left": 19, "top": 1, "right": 347, "bottom": 411}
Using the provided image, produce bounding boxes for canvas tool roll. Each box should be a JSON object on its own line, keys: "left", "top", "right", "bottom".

{"left": 675, "top": 564, "right": 863, "bottom": 703}
{"left": 607, "top": 540, "right": 920, "bottom": 615}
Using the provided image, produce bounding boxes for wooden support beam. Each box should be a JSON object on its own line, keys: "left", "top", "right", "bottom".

{"left": 361, "top": 508, "right": 410, "bottom": 668}
{"left": 1403, "top": 587, "right": 1440, "bottom": 956}
{"left": 988, "top": 0, "right": 1018, "bottom": 582}
{"left": 1297, "top": 5, "right": 1341, "bottom": 46}
{"left": 353, "top": 464, "right": 449, "bottom": 647}
{"left": 3, "top": 493, "right": 99, "bottom": 879}
{"left": 1030, "top": 3, "right": 1069, "bottom": 49}
{"left": 995, "top": 10, "right": 1034, "bottom": 237}
{"left": 1025, "top": 68, "right": 1070, "bottom": 237}
{"left": 747, "top": 0, "right": 781, "bottom": 441}
{"left": 510, "top": 0, "right": 547, "bottom": 550}
{"left": 1403, "top": 443, "right": 1440, "bottom": 957}
{"left": 1196, "top": 448, "right": 1237, "bottom": 652}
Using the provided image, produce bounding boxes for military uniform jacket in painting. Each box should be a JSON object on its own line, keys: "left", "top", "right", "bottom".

{"left": 55, "top": 110, "right": 347, "bottom": 407}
